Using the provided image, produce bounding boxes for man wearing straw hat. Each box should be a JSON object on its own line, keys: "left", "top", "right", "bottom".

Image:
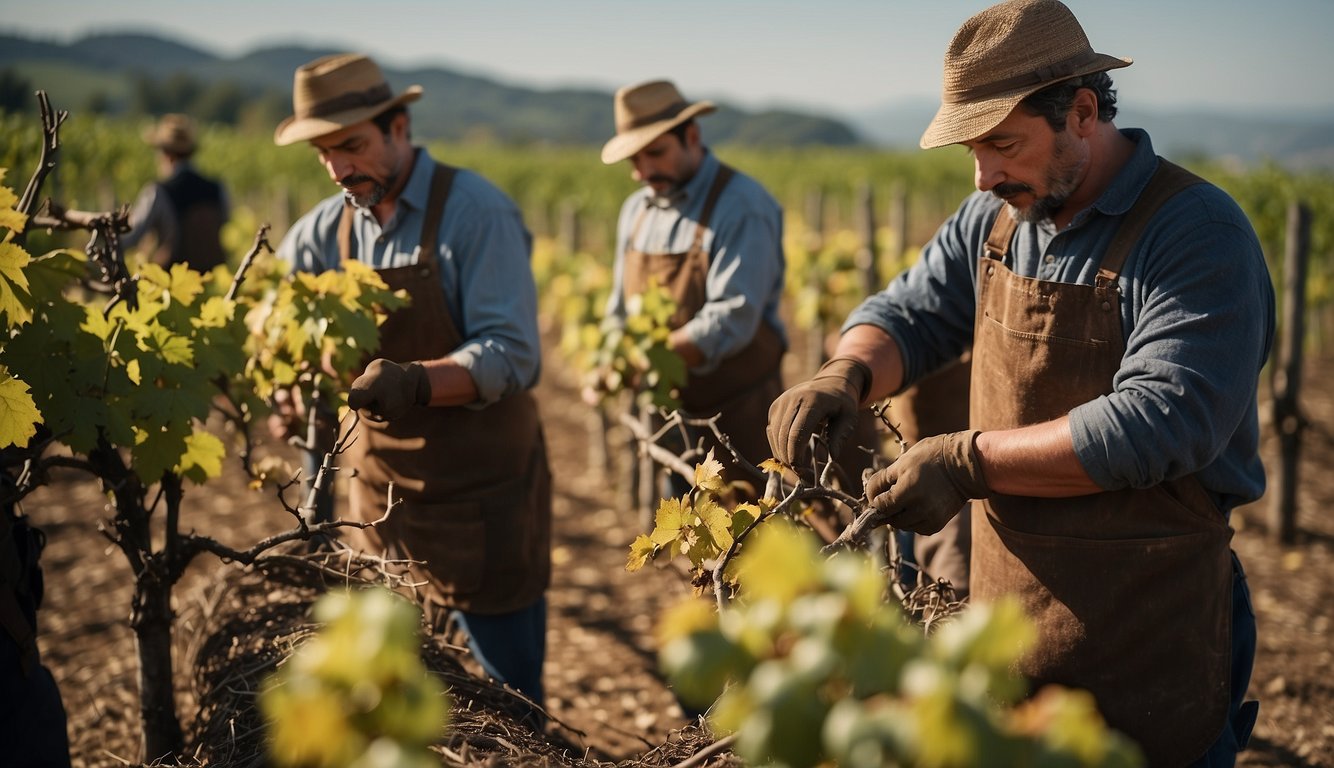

{"left": 122, "top": 113, "right": 228, "bottom": 272}
{"left": 273, "top": 53, "right": 551, "bottom": 705}
{"left": 768, "top": 1, "right": 1270, "bottom": 763}
{"left": 598, "top": 79, "right": 787, "bottom": 503}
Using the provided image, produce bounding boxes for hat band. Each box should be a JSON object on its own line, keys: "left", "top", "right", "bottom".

{"left": 944, "top": 53, "right": 1094, "bottom": 103}
{"left": 300, "top": 82, "right": 395, "bottom": 119}
{"left": 619, "top": 100, "right": 690, "bottom": 132}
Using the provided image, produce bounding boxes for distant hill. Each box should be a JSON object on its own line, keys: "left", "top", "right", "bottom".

{"left": 849, "top": 99, "right": 1334, "bottom": 171}
{"left": 0, "top": 31, "right": 860, "bottom": 147}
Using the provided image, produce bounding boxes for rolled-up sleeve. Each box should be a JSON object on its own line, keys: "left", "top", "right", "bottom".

{"left": 1069, "top": 191, "right": 1274, "bottom": 492}
{"left": 443, "top": 194, "right": 541, "bottom": 405}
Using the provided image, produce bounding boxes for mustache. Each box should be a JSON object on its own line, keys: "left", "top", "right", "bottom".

{"left": 646, "top": 174, "right": 674, "bottom": 186}
{"left": 992, "top": 182, "right": 1033, "bottom": 199}
{"left": 340, "top": 174, "right": 375, "bottom": 188}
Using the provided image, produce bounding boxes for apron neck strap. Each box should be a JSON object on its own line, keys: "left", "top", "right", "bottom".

{"left": 335, "top": 161, "right": 459, "bottom": 266}
{"left": 1096, "top": 159, "right": 1203, "bottom": 283}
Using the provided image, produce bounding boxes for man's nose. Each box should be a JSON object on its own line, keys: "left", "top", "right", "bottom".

{"left": 974, "top": 155, "right": 1003, "bottom": 192}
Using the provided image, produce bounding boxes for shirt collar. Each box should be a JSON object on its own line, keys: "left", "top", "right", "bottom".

{"left": 647, "top": 149, "right": 718, "bottom": 209}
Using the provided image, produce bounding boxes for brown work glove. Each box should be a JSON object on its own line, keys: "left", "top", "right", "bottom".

{"left": 837, "top": 430, "right": 989, "bottom": 545}
{"left": 766, "top": 356, "right": 872, "bottom": 471}
{"left": 348, "top": 359, "right": 431, "bottom": 423}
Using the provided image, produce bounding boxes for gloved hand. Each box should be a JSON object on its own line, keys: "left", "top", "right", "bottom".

{"left": 837, "top": 430, "right": 989, "bottom": 545}
{"left": 348, "top": 359, "right": 431, "bottom": 422}
{"left": 767, "top": 356, "right": 872, "bottom": 470}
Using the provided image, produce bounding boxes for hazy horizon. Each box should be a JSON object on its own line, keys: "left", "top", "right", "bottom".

{"left": 5, "top": 0, "right": 1333, "bottom": 121}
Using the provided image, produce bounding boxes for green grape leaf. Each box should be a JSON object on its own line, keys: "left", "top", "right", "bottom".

{"left": 176, "top": 429, "right": 225, "bottom": 484}
{"left": 0, "top": 372, "right": 40, "bottom": 448}
{"left": 130, "top": 421, "right": 194, "bottom": 484}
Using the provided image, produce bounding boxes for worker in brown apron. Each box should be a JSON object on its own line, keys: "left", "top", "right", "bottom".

{"left": 769, "top": 2, "right": 1270, "bottom": 764}
{"left": 274, "top": 53, "right": 551, "bottom": 704}
{"left": 598, "top": 80, "right": 786, "bottom": 501}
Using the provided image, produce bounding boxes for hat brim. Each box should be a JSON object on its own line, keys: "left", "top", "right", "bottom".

{"left": 273, "top": 87, "right": 423, "bottom": 146}
{"left": 600, "top": 101, "right": 716, "bottom": 164}
{"left": 920, "top": 56, "right": 1131, "bottom": 149}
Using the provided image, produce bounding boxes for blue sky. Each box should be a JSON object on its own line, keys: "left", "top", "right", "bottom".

{"left": 5, "top": 0, "right": 1332, "bottom": 119}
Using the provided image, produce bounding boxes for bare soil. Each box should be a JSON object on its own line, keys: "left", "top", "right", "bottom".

{"left": 22, "top": 348, "right": 1334, "bottom": 767}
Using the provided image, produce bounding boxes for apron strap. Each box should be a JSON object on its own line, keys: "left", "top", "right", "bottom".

{"left": 1097, "top": 159, "right": 1204, "bottom": 283}
{"left": 983, "top": 208, "right": 1019, "bottom": 261}
{"left": 337, "top": 200, "right": 355, "bottom": 263}
{"left": 418, "top": 164, "right": 458, "bottom": 262}
{"left": 689, "top": 164, "right": 737, "bottom": 254}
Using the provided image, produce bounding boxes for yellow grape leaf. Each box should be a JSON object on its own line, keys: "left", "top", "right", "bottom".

{"left": 0, "top": 180, "right": 24, "bottom": 233}
{"left": 730, "top": 503, "right": 759, "bottom": 537}
{"left": 0, "top": 373, "right": 40, "bottom": 449}
{"left": 165, "top": 262, "right": 205, "bottom": 306}
{"left": 177, "top": 429, "right": 225, "bottom": 483}
{"left": 193, "top": 296, "right": 235, "bottom": 329}
{"left": 626, "top": 534, "right": 655, "bottom": 572}
{"left": 139, "top": 324, "right": 194, "bottom": 366}
{"left": 694, "top": 452, "right": 727, "bottom": 495}
{"left": 0, "top": 240, "right": 33, "bottom": 325}
{"left": 696, "top": 497, "right": 734, "bottom": 552}
{"left": 650, "top": 496, "right": 690, "bottom": 546}
{"left": 759, "top": 458, "right": 785, "bottom": 474}
{"left": 736, "top": 518, "right": 822, "bottom": 604}
{"left": 655, "top": 597, "right": 717, "bottom": 646}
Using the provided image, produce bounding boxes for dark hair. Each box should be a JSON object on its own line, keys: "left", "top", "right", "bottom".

{"left": 371, "top": 105, "right": 409, "bottom": 136}
{"left": 1019, "top": 71, "right": 1118, "bottom": 131}
{"left": 667, "top": 119, "right": 694, "bottom": 145}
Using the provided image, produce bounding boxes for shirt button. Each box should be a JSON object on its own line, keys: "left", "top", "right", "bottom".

{"left": 1044, "top": 254, "right": 1055, "bottom": 264}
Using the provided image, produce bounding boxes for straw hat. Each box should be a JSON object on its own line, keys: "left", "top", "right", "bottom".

{"left": 920, "top": 0, "right": 1131, "bottom": 149}
{"left": 274, "top": 53, "right": 422, "bottom": 146}
{"left": 144, "top": 113, "right": 198, "bottom": 156}
{"left": 600, "top": 80, "right": 716, "bottom": 164}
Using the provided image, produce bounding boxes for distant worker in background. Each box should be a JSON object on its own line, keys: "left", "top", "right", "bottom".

{"left": 121, "top": 113, "right": 229, "bottom": 272}
{"left": 596, "top": 79, "right": 787, "bottom": 503}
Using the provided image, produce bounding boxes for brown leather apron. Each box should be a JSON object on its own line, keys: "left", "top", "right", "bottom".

{"left": 622, "top": 165, "right": 784, "bottom": 486}
{"left": 339, "top": 163, "right": 552, "bottom": 616}
{"left": 969, "top": 160, "right": 1233, "bottom": 766}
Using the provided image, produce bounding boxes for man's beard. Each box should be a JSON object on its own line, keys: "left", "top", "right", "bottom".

{"left": 995, "top": 132, "right": 1084, "bottom": 224}
{"left": 341, "top": 173, "right": 394, "bottom": 208}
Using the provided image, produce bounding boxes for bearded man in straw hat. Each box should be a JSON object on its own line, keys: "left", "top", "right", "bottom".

{"left": 595, "top": 79, "right": 787, "bottom": 508}
{"left": 768, "top": 1, "right": 1270, "bottom": 763}
{"left": 121, "top": 113, "right": 228, "bottom": 272}
{"left": 273, "top": 53, "right": 551, "bottom": 705}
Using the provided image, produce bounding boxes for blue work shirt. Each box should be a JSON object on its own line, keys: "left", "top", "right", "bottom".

{"left": 846, "top": 129, "right": 1275, "bottom": 514}
{"left": 276, "top": 148, "right": 540, "bottom": 406}
{"left": 605, "top": 150, "right": 787, "bottom": 373}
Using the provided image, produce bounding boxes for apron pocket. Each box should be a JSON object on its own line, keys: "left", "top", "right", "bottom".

{"left": 395, "top": 499, "right": 487, "bottom": 596}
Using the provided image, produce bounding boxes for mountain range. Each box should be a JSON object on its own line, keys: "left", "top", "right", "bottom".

{"left": 3, "top": 31, "right": 1332, "bottom": 170}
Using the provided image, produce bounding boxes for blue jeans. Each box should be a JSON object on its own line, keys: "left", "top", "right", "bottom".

{"left": 453, "top": 596, "right": 547, "bottom": 706}
{"left": 1188, "top": 552, "right": 1259, "bottom": 767}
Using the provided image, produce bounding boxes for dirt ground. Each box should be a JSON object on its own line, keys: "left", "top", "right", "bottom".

{"left": 20, "top": 346, "right": 1334, "bottom": 767}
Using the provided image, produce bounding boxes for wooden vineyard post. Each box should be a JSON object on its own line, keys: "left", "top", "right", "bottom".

{"left": 854, "top": 181, "right": 878, "bottom": 298}
{"left": 888, "top": 180, "right": 908, "bottom": 277}
{"left": 1271, "top": 201, "right": 1311, "bottom": 544}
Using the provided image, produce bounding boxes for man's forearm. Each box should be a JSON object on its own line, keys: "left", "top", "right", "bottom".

{"left": 831, "top": 324, "right": 905, "bottom": 404}
{"left": 974, "top": 417, "right": 1103, "bottom": 497}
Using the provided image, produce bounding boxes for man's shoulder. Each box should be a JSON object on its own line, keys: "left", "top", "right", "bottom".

{"left": 286, "top": 193, "right": 348, "bottom": 241}
{"left": 439, "top": 165, "right": 520, "bottom": 215}
{"left": 717, "top": 165, "right": 781, "bottom": 217}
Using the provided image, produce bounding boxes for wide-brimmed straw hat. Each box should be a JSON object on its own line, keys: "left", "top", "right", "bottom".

{"left": 144, "top": 113, "right": 197, "bottom": 156}
{"left": 274, "top": 53, "right": 422, "bottom": 146}
{"left": 920, "top": 0, "right": 1131, "bottom": 149}
{"left": 600, "top": 80, "right": 716, "bottom": 164}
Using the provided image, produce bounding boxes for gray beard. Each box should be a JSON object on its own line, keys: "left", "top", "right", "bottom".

{"left": 344, "top": 182, "right": 388, "bottom": 209}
